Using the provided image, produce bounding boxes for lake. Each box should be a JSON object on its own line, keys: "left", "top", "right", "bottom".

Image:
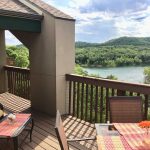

{"left": 84, "top": 66, "right": 150, "bottom": 84}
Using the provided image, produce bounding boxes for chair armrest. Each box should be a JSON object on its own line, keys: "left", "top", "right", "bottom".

{"left": 67, "top": 137, "right": 96, "bottom": 142}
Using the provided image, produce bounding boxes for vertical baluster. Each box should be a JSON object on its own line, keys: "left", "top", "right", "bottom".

{"left": 27, "top": 71, "right": 30, "bottom": 99}
{"left": 85, "top": 84, "right": 88, "bottom": 121}
{"left": 15, "top": 70, "right": 18, "bottom": 95}
{"left": 24, "top": 72, "right": 27, "bottom": 98}
{"left": 129, "top": 92, "right": 133, "bottom": 96}
{"left": 68, "top": 81, "right": 72, "bottom": 114}
{"left": 27, "top": 72, "right": 30, "bottom": 99}
{"left": 17, "top": 72, "right": 20, "bottom": 96}
{"left": 14, "top": 70, "right": 16, "bottom": 94}
{"left": 144, "top": 95, "right": 149, "bottom": 120}
{"left": 81, "top": 83, "right": 84, "bottom": 120}
{"left": 137, "top": 93, "right": 140, "bottom": 96}
{"left": 24, "top": 72, "right": 27, "bottom": 99}
{"left": 21, "top": 70, "right": 24, "bottom": 97}
{"left": 111, "top": 89, "right": 114, "bottom": 96}
{"left": 15, "top": 70, "right": 17, "bottom": 95}
{"left": 23, "top": 71, "right": 26, "bottom": 98}
{"left": 11, "top": 70, "right": 13, "bottom": 94}
{"left": 20, "top": 71, "right": 22, "bottom": 96}
{"left": 95, "top": 86, "right": 98, "bottom": 122}
{"left": 90, "top": 85, "right": 93, "bottom": 122}
{"left": 100, "top": 87, "right": 103, "bottom": 123}
{"left": 20, "top": 70, "right": 24, "bottom": 96}
{"left": 106, "top": 88, "right": 109, "bottom": 123}
{"left": 23, "top": 71, "right": 25, "bottom": 98}
{"left": 10, "top": 69, "right": 12, "bottom": 93}
{"left": 77, "top": 82, "right": 80, "bottom": 118}
{"left": 73, "top": 81, "right": 76, "bottom": 116}
{"left": 7, "top": 70, "right": 11, "bottom": 93}
{"left": 13, "top": 70, "right": 16, "bottom": 94}
{"left": 23, "top": 72, "right": 25, "bottom": 98}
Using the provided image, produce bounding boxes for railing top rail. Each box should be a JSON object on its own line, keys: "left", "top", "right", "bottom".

{"left": 4, "top": 65, "right": 30, "bottom": 72}
{"left": 66, "top": 74, "right": 150, "bottom": 95}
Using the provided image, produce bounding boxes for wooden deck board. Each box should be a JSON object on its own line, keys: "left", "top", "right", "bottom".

{"left": 0, "top": 92, "right": 97, "bottom": 150}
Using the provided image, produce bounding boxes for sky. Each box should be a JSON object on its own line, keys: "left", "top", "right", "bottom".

{"left": 6, "top": 0, "right": 150, "bottom": 45}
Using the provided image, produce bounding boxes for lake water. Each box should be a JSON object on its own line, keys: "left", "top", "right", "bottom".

{"left": 84, "top": 66, "right": 150, "bottom": 83}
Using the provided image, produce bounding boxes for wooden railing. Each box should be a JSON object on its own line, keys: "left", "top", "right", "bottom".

{"left": 4, "top": 65, "right": 30, "bottom": 99}
{"left": 66, "top": 74, "right": 150, "bottom": 123}
{"left": 3, "top": 66, "right": 150, "bottom": 122}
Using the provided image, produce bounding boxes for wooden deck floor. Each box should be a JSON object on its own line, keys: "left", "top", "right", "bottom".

{"left": 0, "top": 93, "right": 97, "bottom": 150}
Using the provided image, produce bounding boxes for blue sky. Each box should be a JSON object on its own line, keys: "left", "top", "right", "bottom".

{"left": 6, "top": 0, "right": 150, "bottom": 45}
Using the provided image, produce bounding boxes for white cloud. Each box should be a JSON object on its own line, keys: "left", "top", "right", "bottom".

{"left": 114, "top": 6, "right": 150, "bottom": 37}
{"left": 80, "top": 0, "right": 150, "bottom": 14}
{"left": 68, "top": 0, "right": 90, "bottom": 9}
{"left": 67, "top": 0, "right": 150, "bottom": 42}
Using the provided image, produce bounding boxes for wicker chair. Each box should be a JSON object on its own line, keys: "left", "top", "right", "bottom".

{"left": 55, "top": 110, "right": 95, "bottom": 150}
{"left": 109, "top": 96, "right": 143, "bottom": 123}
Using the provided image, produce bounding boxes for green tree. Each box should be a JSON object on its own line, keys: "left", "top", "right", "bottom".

{"left": 74, "top": 64, "right": 88, "bottom": 76}
{"left": 106, "top": 74, "right": 118, "bottom": 80}
{"left": 144, "top": 67, "right": 150, "bottom": 84}
{"left": 6, "top": 45, "right": 29, "bottom": 68}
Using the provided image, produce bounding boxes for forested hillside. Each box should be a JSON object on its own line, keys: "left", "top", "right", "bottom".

{"left": 101, "top": 36, "right": 150, "bottom": 46}
{"left": 76, "top": 37, "right": 150, "bottom": 67}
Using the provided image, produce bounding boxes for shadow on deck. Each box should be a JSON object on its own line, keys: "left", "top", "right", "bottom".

{"left": 0, "top": 93, "right": 97, "bottom": 150}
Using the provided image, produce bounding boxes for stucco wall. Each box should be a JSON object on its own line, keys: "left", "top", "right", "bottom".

{"left": 55, "top": 19, "right": 75, "bottom": 114}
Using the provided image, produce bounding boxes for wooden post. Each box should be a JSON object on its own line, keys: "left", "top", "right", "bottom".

{"left": 0, "top": 30, "right": 7, "bottom": 93}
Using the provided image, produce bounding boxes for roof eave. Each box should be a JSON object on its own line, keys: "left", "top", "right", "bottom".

{"left": 0, "top": 9, "right": 43, "bottom": 21}
{"left": 55, "top": 16, "right": 75, "bottom": 21}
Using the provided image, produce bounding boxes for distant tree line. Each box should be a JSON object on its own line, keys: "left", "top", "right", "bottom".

{"left": 75, "top": 45, "right": 150, "bottom": 67}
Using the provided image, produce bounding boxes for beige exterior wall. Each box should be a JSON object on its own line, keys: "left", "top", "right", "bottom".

{"left": 0, "top": 30, "right": 7, "bottom": 93}
{"left": 55, "top": 19, "right": 75, "bottom": 114}
{"left": 11, "top": 13, "right": 75, "bottom": 115}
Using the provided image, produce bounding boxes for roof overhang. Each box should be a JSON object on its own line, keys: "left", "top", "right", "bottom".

{"left": 0, "top": 0, "right": 43, "bottom": 32}
{"left": 0, "top": 15, "right": 41, "bottom": 32}
{"left": 0, "top": 9, "right": 43, "bottom": 20}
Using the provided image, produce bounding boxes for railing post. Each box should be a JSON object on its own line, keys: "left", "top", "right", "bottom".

{"left": 68, "top": 81, "right": 72, "bottom": 114}
{"left": 105, "top": 88, "right": 109, "bottom": 123}
{"left": 144, "top": 95, "right": 149, "bottom": 120}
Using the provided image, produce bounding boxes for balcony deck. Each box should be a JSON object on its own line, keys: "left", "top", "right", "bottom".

{"left": 0, "top": 92, "right": 97, "bottom": 150}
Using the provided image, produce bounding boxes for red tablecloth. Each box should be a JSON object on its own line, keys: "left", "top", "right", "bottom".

{"left": 113, "top": 123, "right": 145, "bottom": 135}
{"left": 113, "top": 123, "right": 150, "bottom": 150}
{"left": 0, "top": 114, "right": 31, "bottom": 137}
{"left": 97, "top": 135, "right": 132, "bottom": 150}
{"left": 123, "top": 133, "right": 150, "bottom": 150}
